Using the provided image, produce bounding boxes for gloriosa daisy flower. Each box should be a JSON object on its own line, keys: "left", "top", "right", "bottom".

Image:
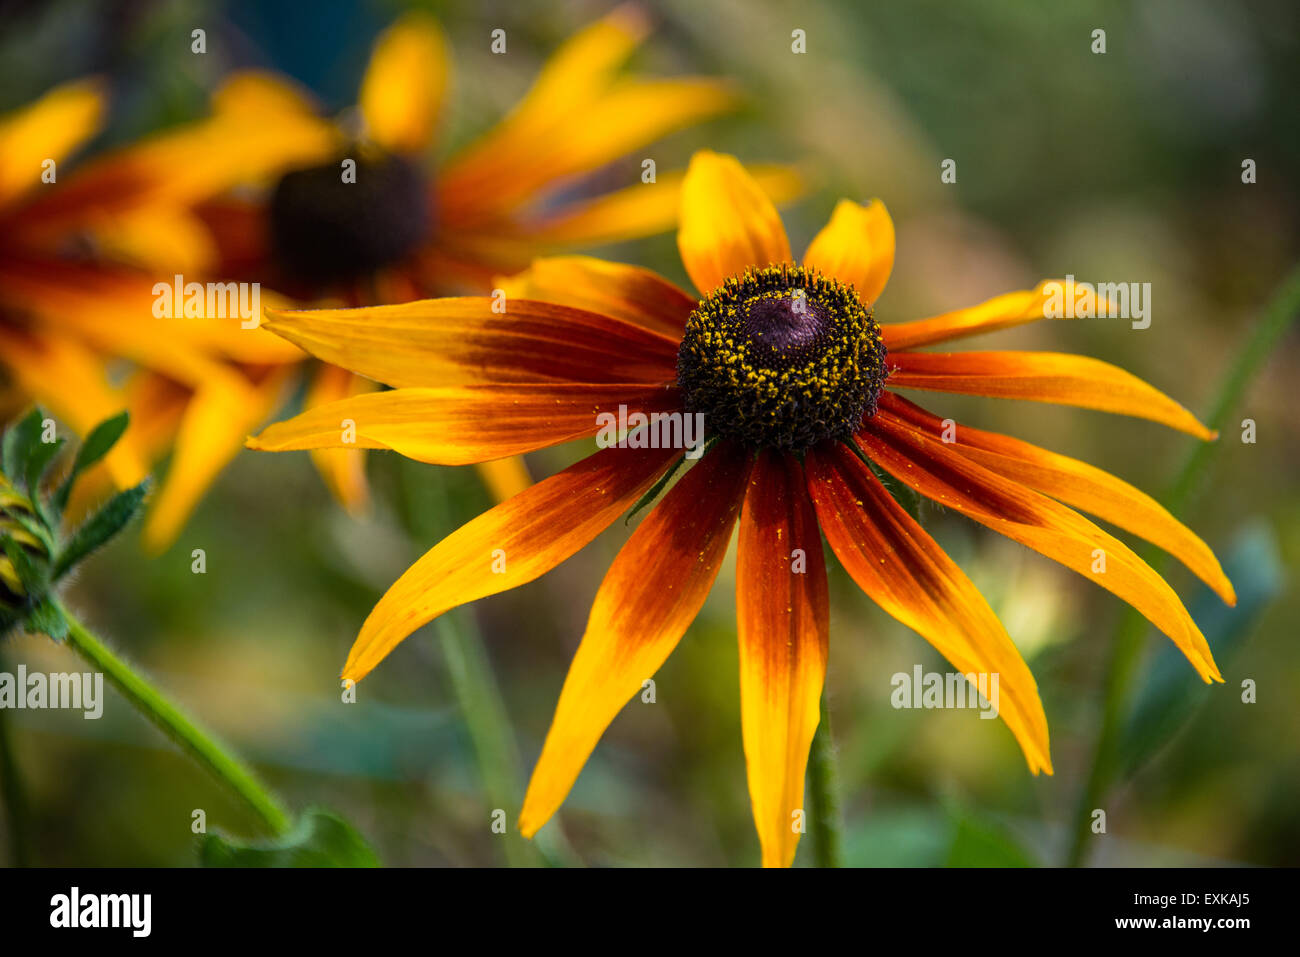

{"left": 199, "top": 5, "right": 797, "bottom": 506}
{"left": 0, "top": 77, "right": 326, "bottom": 549}
{"left": 248, "top": 150, "right": 1234, "bottom": 867}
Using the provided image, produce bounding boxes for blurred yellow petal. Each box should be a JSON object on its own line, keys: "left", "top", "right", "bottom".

{"left": 305, "top": 364, "right": 376, "bottom": 516}
{"left": 440, "top": 3, "right": 648, "bottom": 204}
{"left": 678, "top": 150, "right": 793, "bottom": 296}
{"left": 86, "top": 205, "right": 218, "bottom": 274}
{"left": 143, "top": 369, "right": 291, "bottom": 552}
{"left": 212, "top": 69, "right": 320, "bottom": 119}
{"left": 0, "top": 77, "right": 104, "bottom": 207}
{"left": 474, "top": 458, "right": 533, "bottom": 504}
{"left": 0, "top": 327, "right": 147, "bottom": 489}
{"left": 802, "top": 198, "right": 895, "bottom": 306}
{"left": 524, "top": 164, "right": 802, "bottom": 248}
{"left": 359, "top": 13, "right": 450, "bottom": 154}
{"left": 452, "top": 78, "right": 737, "bottom": 218}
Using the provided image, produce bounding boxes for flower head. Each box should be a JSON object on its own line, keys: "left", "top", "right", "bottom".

{"left": 249, "top": 150, "right": 1234, "bottom": 866}
{"left": 201, "top": 6, "right": 798, "bottom": 509}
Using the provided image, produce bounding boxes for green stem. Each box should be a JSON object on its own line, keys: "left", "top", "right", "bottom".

{"left": 808, "top": 692, "right": 844, "bottom": 867}
{"left": 56, "top": 601, "right": 291, "bottom": 836}
{"left": 437, "top": 612, "right": 541, "bottom": 868}
{"left": 0, "top": 649, "right": 32, "bottom": 865}
{"left": 1065, "top": 263, "right": 1300, "bottom": 867}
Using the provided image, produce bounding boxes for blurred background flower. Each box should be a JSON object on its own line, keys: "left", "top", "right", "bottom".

{"left": 0, "top": 0, "right": 1296, "bottom": 866}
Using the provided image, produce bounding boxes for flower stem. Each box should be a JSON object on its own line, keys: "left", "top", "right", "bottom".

{"left": 808, "top": 692, "right": 844, "bottom": 867}
{"left": 56, "top": 601, "right": 292, "bottom": 837}
{"left": 0, "top": 649, "right": 32, "bottom": 865}
{"left": 1065, "top": 263, "right": 1300, "bottom": 867}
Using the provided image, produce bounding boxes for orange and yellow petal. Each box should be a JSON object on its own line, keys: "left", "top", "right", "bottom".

{"left": 358, "top": 13, "right": 450, "bottom": 155}
{"left": 806, "top": 441, "right": 1053, "bottom": 774}
{"left": 342, "top": 442, "right": 683, "bottom": 682}
{"left": 678, "top": 150, "right": 793, "bottom": 296}
{"left": 0, "top": 77, "right": 104, "bottom": 207}
{"left": 261, "top": 298, "right": 678, "bottom": 389}
{"left": 887, "top": 350, "right": 1216, "bottom": 440}
{"left": 860, "top": 413, "right": 1219, "bottom": 682}
{"left": 247, "top": 381, "right": 682, "bottom": 465}
{"left": 881, "top": 282, "right": 1063, "bottom": 351}
{"left": 737, "top": 450, "right": 829, "bottom": 867}
{"left": 519, "top": 440, "right": 753, "bottom": 837}
{"left": 802, "top": 198, "right": 895, "bottom": 306}
{"left": 878, "top": 392, "right": 1236, "bottom": 605}
{"left": 496, "top": 256, "right": 698, "bottom": 339}
{"left": 305, "top": 364, "right": 377, "bottom": 516}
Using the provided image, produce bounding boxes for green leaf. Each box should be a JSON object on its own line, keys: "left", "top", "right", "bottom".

{"left": 625, "top": 453, "right": 686, "bottom": 525}
{"left": 1, "top": 409, "right": 44, "bottom": 489}
{"left": 198, "top": 808, "right": 381, "bottom": 867}
{"left": 52, "top": 478, "right": 149, "bottom": 580}
{"left": 945, "top": 812, "right": 1036, "bottom": 867}
{"left": 24, "top": 597, "right": 68, "bottom": 641}
{"left": 1117, "top": 521, "right": 1283, "bottom": 775}
{"left": 25, "top": 436, "right": 63, "bottom": 497}
{"left": 52, "top": 411, "right": 129, "bottom": 513}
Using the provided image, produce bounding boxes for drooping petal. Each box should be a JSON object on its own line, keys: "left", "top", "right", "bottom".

{"left": 880, "top": 281, "right": 1108, "bottom": 350}
{"left": 737, "top": 450, "right": 829, "bottom": 867}
{"left": 496, "top": 256, "right": 698, "bottom": 338}
{"left": 678, "top": 150, "right": 793, "bottom": 296}
{"left": 342, "top": 441, "right": 684, "bottom": 682}
{"left": 802, "top": 198, "right": 895, "bottom": 306}
{"left": 247, "top": 382, "right": 682, "bottom": 465}
{"left": 0, "top": 77, "right": 104, "bottom": 207}
{"left": 524, "top": 164, "right": 802, "bottom": 249}
{"left": 886, "top": 350, "right": 1216, "bottom": 440}
{"left": 358, "top": 13, "right": 450, "bottom": 154}
{"left": 143, "top": 368, "right": 292, "bottom": 551}
{"left": 261, "top": 298, "right": 679, "bottom": 388}
{"left": 446, "top": 78, "right": 737, "bottom": 221}
{"left": 304, "top": 364, "right": 376, "bottom": 516}
{"left": 438, "top": 4, "right": 650, "bottom": 211}
{"left": 877, "top": 392, "right": 1236, "bottom": 605}
{"left": 519, "top": 441, "right": 754, "bottom": 837}
{"left": 805, "top": 442, "right": 1052, "bottom": 774}
{"left": 859, "top": 413, "right": 1220, "bottom": 681}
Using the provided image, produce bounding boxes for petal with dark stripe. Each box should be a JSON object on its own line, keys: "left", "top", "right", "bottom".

{"left": 737, "top": 450, "right": 829, "bottom": 867}
{"left": 519, "top": 441, "right": 753, "bottom": 837}
{"left": 859, "top": 413, "right": 1220, "bottom": 681}
{"left": 247, "top": 382, "right": 682, "bottom": 465}
{"left": 262, "top": 298, "right": 679, "bottom": 388}
{"left": 343, "top": 441, "right": 684, "bottom": 683}
{"left": 887, "top": 350, "right": 1216, "bottom": 440}
{"left": 805, "top": 442, "right": 1052, "bottom": 774}
{"left": 878, "top": 392, "right": 1235, "bottom": 605}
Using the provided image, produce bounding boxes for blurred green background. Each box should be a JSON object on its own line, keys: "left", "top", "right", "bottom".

{"left": 0, "top": 0, "right": 1297, "bottom": 866}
